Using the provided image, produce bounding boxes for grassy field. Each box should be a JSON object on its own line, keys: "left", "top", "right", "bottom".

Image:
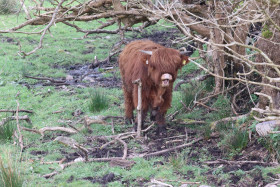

{"left": 0, "top": 4, "right": 279, "bottom": 187}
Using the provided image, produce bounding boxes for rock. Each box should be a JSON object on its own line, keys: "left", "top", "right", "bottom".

{"left": 66, "top": 75, "right": 74, "bottom": 81}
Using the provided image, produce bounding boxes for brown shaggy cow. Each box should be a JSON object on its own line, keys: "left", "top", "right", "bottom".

{"left": 119, "top": 40, "right": 189, "bottom": 135}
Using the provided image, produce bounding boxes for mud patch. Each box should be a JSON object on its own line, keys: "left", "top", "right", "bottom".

{"left": 83, "top": 173, "right": 117, "bottom": 185}
{"left": 0, "top": 35, "right": 17, "bottom": 44}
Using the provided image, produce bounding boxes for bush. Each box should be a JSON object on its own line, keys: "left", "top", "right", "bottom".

{"left": 0, "top": 0, "right": 19, "bottom": 14}
{"left": 88, "top": 89, "right": 109, "bottom": 112}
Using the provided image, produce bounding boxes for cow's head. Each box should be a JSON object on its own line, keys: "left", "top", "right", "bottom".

{"left": 140, "top": 48, "right": 189, "bottom": 87}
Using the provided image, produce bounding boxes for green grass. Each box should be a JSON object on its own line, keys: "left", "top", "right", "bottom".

{"left": 0, "top": 6, "right": 278, "bottom": 186}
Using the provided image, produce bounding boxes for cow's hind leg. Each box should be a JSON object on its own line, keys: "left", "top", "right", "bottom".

{"left": 123, "top": 87, "right": 134, "bottom": 124}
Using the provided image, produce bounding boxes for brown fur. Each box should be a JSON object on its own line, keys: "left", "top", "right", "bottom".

{"left": 119, "top": 40, "right": 189, "bottom": 132}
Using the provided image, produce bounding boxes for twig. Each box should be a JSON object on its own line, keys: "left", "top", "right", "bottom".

{"left": 15, "top": 100, "right": 24, "bottom": 161}
{"left": 142, "top": 122, "right": 155, "bottom": 132}
{"left": 151, "top": 179, "right": 173, "bottom": 187}
{"left": 42, "top": 171, "right": 59, "bottom": 179}
{"left": 174, "top": 74, "right": 210, "bottom": 91}
{"left": 75, "top": 144, "right": 89, "bottom": 162}
{"left": 194, "top": 101, "right": 218, "bottom": 111}
{"left": 111, "top": 119, "right": 115, "bottom": 134}
{"left": 20, "top": 0, "right": 67, "bottom": 56}
{"left": 143, "top": 137, "right": 204, "bottom": 158}
{"left": 116, "top": 138, "right": 128, "bottom": 160}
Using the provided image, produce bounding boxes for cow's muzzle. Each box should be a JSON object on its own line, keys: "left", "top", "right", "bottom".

{"left": 161, "top": 73, "right": 172, "bottom": 87}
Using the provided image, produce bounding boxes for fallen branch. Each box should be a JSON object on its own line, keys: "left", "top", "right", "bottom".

{"left": 0, "top": 115, "right": 31, "bottom": 127}
{"left": 24, "top": 75, "right": 66, "bottom": 83}
{"left": 0, "top": 109, "right": 33, "bottom": 114}
{"left": 60, "top": 157, "right": 124, "bottom": 170}
{"left": 84, "top": 116, "right": 107, "bottom": 126}
{"left": 210, "top": 113, "right": 250, "bottom": 130}
{"left": 204, "top": 159, "right": 279, "bottom": 167}
{"left": 22, "top": 126, "right": 78, "bottom": 137}
{"left": 41, "top": 158, "right": 66, "bottom": 165}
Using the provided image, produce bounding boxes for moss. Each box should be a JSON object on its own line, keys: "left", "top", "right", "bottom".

{"left": 262, "top": 25, "right": 273, "bottom": 39}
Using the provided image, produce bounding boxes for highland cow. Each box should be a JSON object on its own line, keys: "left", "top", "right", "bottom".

{"left": 119, "top": 40, "right": 189, "bottom": 135}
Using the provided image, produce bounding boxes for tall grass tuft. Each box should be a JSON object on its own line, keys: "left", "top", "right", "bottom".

{"left": 0, "top": 0, "right": 19, "bottom": 14}
{"left": 0, "top": 154, "right": 23, "bottom": 187}
{"left": 0, "top": 120, "right": 15, "bottom": 142}
{"left": 88, "top": 89, "right": 109, "bottom": 112}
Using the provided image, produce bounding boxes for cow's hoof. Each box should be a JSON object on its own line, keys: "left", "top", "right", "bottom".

{"left": 150, "top": 108, "right": 158, "bottom": 121}
{"left": 150, "top": 115, "right": 156, "bottom": 121}
{"left": 156, "top": 126, "right": 167, "bottom": 137}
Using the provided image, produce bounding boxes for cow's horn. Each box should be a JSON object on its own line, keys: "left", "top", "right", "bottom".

{"left": 140, "top": 50, "right": 153, "bottom": 55}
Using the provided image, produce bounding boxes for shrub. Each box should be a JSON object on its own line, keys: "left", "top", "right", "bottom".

{"left": 0, "top": 154, "right": 23, "bottom": 187}
{"left": 0, "top": 0, "right": 19, "bottom": 15}
{"left": 88, "top": 89, "right": 109, "bottom": 112}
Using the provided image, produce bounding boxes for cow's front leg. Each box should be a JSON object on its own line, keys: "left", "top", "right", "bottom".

{"left": 155, "top": 89, "right": 172, "bottom": 136}
{"left": 155, "top": 111, "right": 167, "bottom": 136}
